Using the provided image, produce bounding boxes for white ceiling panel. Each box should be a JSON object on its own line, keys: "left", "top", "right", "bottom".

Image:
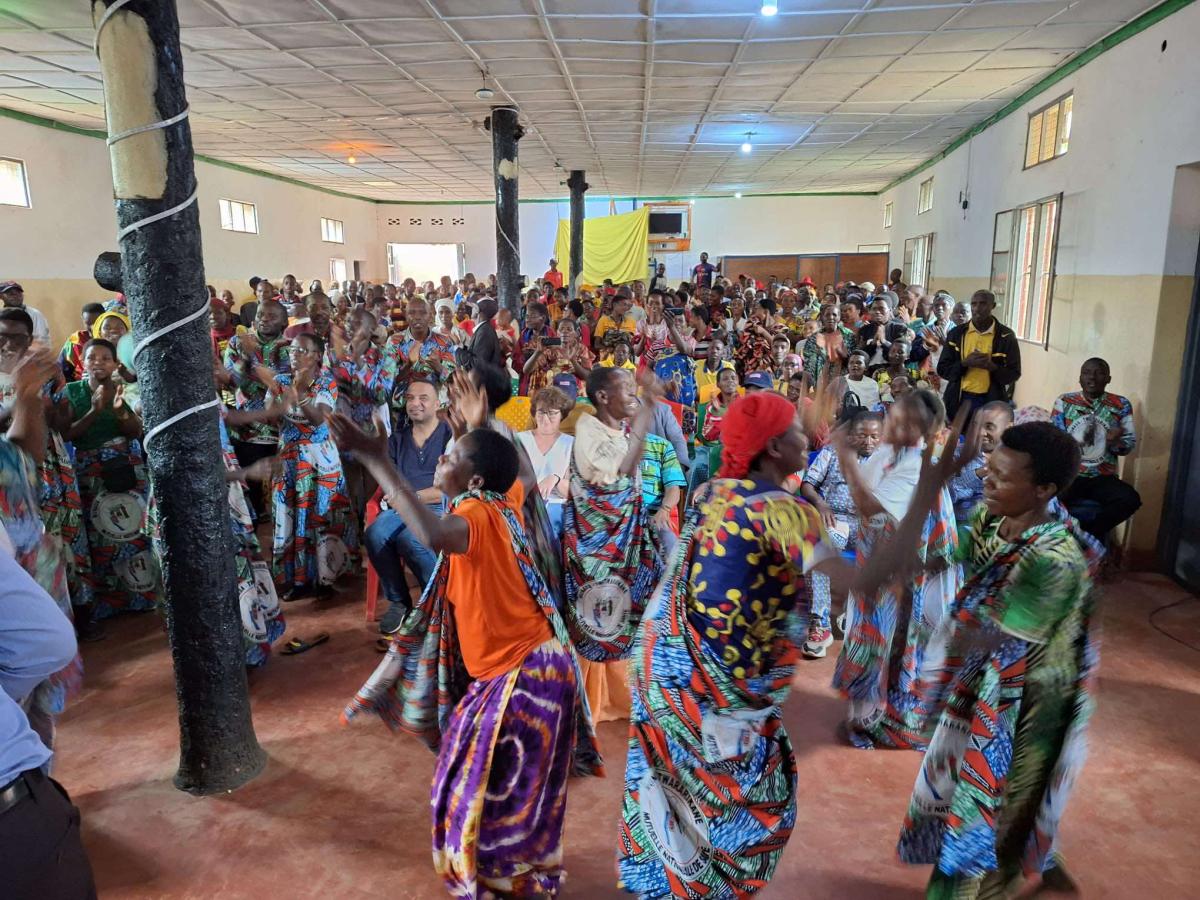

{"left": 0, "top": 0, "right": 1157, "bottom": 199}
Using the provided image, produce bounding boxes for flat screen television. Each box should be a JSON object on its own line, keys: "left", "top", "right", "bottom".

{"left": 648, "top": 211, "right": 685, "bottom": 236}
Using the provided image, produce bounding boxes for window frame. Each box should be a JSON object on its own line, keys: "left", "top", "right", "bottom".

{"left": 219, "top": 197, "right": 258, "bottom": 234}
{"left": 321, "top": 216, "right": 344, "bottom": 244}
{"left": 0, "top": 156, "right": 31, "bottom": 208}
{"left": 989, "top": 193, "right": 1062, "bottom": 349}
{"left": 883, "top": 200, "right": 893, "bottom": 229}
{"left": 917, "top": 177, "right": 933, "bottom": 215}
{"left": 902, "top": 233, "right": 934, "bottom": 287}
{"left": 1023, "top": 92, "right": 1073, "bottom": 170}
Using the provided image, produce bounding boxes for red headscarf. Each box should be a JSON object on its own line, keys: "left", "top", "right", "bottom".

{"left": 719, "top": 391, "right": 796, "bottom": 479}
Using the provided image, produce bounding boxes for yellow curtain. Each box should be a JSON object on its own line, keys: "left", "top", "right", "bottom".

{"left": 553, "top": 206, "right": 649, "bottom": 287}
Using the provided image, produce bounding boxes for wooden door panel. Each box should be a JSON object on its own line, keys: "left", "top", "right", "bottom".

{"left": 837, "top": 253, "right": 889, "bottom": 287}
{"left": 722, "top": 256, "right": 797, "bottom": 288}
{"left": 798, "top": 256, "right": 838, "bottom": 289}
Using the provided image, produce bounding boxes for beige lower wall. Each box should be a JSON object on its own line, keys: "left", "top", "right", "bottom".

{"left": 929, "top": 274, "right": 1194, "bottom": 567}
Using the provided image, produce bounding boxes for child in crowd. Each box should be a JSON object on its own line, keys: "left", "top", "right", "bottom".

{"left": 799, "top": 409, "right": 883, "bottom": 658}
{"left": 948, "top": 400, "right": 1014, "bottom": 524}
{"left": 639, "top": 432, "right": 686, "bottom": 557}
{"left": 843, "top": 350, "right": 881, "bottom": 409}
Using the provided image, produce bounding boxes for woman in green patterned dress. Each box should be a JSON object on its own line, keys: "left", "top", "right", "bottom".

{"left": 864, "top": 420, "right": 1103, "bottom": 899}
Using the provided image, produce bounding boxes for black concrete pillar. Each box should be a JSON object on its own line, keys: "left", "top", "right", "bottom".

{"left": 567, "top": 170, "right": 588, "bottom": 300}
{"left": 487, "top": 106, "right": 523, "bottom": 314}
{"left": 93, "top": 0, "right": 265, "bottom": 795}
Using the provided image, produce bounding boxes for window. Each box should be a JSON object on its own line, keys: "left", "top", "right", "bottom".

{"left": 1025, "top": 93, "right": 1072, "bottom": 168}
{"left": 0, "top": 157, "right": 30, "bottom": 207}
{"left": 883, "top": 201, "right": 893, "bottom": 229}
{"left": 917, "top": 177, "right": 934, "bottom": 214}
{"left": 330, "top": 257, "right": 347, "bottom": 286}
{"left": 902, "top": 233, "right": 934, "bottom": 287}
{"left": 990, "top": 194, "right": 1060, "bottom": 345}
{"left": 219, "top": 198, "right": 257, "bottom": 234}
{"left": 321, "top": 217, "right": 344, "bottom": 243}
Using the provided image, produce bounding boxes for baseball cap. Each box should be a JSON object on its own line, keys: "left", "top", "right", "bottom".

{"left": 551, "top": 373, "right": 579, "bottom": 401}
{"left": 0, "top": 281, "right": 23, "bottom": 294}
{"left": 743, "top": 371, "right": 775, "bottom": 391}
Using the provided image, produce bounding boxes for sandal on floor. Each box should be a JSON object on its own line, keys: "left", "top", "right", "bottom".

{"left": 281, "top": 632, "right": 330, "bottom": 656}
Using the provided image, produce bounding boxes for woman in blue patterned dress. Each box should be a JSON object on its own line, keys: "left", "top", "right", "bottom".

{"left": 270, "top": 332, "right": 356, "bottom": 599}
{"left": 618, "top": 391, "right": 854, "bottom": 899}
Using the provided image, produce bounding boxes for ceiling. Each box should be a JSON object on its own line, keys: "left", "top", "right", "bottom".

{"left": 0, "top": 0, "right": 1163, "bottom": 201}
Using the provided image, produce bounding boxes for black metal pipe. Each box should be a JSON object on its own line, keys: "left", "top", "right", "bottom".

{"left": 94, "top": 0, "right": 265, "bottom": 795}
{"left": 567, "top": 170, "right": 588, "bottom": 300}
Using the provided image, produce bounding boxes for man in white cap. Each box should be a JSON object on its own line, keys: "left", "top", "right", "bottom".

{"left": 0, "top": 283, "right": 50, "bottom": 345}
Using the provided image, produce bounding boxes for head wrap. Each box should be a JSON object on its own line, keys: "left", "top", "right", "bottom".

{"left": 435, "top": 298, "right": 455, "bottom": 315}
{"left": 719, "top": 391, "right": 796, "bottom": 479}
{"left": 91, "top": 310, "right": 131, "bottom": 340}
{"left": 784, "top": 353, "right": 802, "bottom": 366}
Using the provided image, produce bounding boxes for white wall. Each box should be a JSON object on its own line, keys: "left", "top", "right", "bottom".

{"left": 375, "top": 194, "right": 885, "bottom": 285}
{"left": 880, "top": 3, "right": 1200, "bottom": 283}
{"left": 0, "top": 114, "right": 380, "bottom": 338}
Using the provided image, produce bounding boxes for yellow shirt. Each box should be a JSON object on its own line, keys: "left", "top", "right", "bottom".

{"left": 960, "top": 321, "right": 995, "bottom": 394}
{"left": 594, "top": 314, "right": 637, "bottom": 342}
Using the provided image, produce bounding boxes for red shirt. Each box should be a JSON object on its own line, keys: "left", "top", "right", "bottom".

{"left": 543, "top": 269, "right": 564, "bottom": 290}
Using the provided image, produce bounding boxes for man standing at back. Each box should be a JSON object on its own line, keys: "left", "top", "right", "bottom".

{"left": 0, "top": 282, "right": 50, "bottom": 345}
{"left": 691, "top": 252, "right": 718, "bottom": 290}
{"left": 937, "top": 289, "right": 1020, "bottom": 420}
{"left": 543, "top": 258, "right": 564, "bottom": 291}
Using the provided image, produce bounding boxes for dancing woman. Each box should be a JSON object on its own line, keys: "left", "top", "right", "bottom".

{"left": 864, "top": 421, "right": 1103, "bottom": 899}
{"left": 333, "top": 381, "right": 601, "bottom": 899}
{"left": 618, "top": 391, "right": 854, "bottom": 899}
{"left": 563, "top": 366, "right": 665, "bottom": 722}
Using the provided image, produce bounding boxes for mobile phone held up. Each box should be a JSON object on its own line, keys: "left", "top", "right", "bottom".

{"left": 541, "top": 336, "right": 563, "bottom": 347}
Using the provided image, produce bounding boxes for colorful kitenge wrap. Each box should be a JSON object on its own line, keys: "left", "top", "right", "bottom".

{"left": 618, "top": 478, "right": 830, "bottom": 900}
{"left": 73, "top": 437, "right": 161, "bottom": 617}
{"left": 343, "top": 489, "right": 602, "bottom": 899}
{"left": 833, "top": 485, "right": 960, "bottom": 749}
{"left": 654, "top": 352, "right": 698, "bottom": 439}
{"left": 0, "top": 438, "right": 82, "bottom": 752}
{"left": 0, "top": 374, "right": 92, "bottom": 608}
{"left": 897, "top": 502, "right": 1103, "bottom": 899}
{"left": 219, "top": 413, "right": 284, "bottom": 666}
{"left": 562, "top": 461, "right": 663, "bottom": 661}
{"left": 269, "top": 372, "right": 357, "bottom": 591}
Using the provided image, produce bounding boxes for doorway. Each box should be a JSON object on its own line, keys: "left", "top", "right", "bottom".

{"left": 386, "top": 243, "right": 464, "bottom": 287}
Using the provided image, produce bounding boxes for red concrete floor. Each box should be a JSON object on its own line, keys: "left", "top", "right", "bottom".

{"left": 55, "top": 572, "right": 1200, "bottom": 899}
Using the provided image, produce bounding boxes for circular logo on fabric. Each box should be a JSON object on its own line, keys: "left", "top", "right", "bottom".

{"left": 239, "top": 577, "right": 267, "bottom": 641}
{"left": 92, "top": 492, "right": 145, "bottom": 542}
{"left": 1068, "top": 414, "right": 1108, "bottom": 463}
{"left": 317, "top": 535, "right": 349, "bottom": 583}
{"left": 638, "top": 770, "right": 712, "bottom": 881}
{"left": 576, "top": 577, "right": 631, "bottom": 641}
{"left": 115, "top": 549, "right": 158, "bottom": 593}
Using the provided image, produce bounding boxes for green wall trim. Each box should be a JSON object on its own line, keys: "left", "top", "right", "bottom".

{"left": 880, "top": 0, "right": 1197, "bottom": 194}
{"left": 4, "top": 0, "right": 1194, "bottom": 206}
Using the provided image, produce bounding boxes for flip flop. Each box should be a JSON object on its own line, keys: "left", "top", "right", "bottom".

{"left": 281, "top": 632, "right": 330, "bottom": 656}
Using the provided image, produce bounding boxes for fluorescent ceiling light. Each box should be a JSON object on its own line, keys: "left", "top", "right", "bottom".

{"left": 762, "top": 1, "right": 779, "bottom": 16}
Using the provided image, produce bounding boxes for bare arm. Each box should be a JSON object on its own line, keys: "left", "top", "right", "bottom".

{"left": 6, "top": 351, "right": 58, "bottom": 466}
{"left": 833, "top": 430, "right": 884, "bottom": 519}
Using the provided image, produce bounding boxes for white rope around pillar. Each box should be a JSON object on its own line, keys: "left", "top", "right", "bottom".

{"left": 95, "top": 1, "right": 214, "bottom": 451}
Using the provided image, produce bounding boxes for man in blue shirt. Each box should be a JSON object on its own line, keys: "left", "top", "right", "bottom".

{"left": 362, "top": 378, "right": 452, "bottom": 634}
{"left": 0, "top": 550, "right": 96, "bottom": 897}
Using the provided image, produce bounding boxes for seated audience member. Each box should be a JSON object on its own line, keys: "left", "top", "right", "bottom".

{"left": 875, "top": 339, "right": 922, "bottom": 399}
{"left": 857, "top": 294, "right": 922, "bottom": 371}
{"left": 433, "top": 299, "right": 469, "bottom": 347}
{"left": 1052, "top": 357, "right": 1141, "bottom": 540}
{"left": 522, "top": 316, "right": 593, "bottom": 397}
{"left": 364, "top": 377, "right": 452, "bottom": 634}
{"left": 802, "top": 303, "right": 854, "bottom": 382}
{"left": 694, "top": 336, "right": 728, "bottom": 404}
{"left": 742, "top": 370, "right": 775, "bottom": 393}
{"left": 283, "top": 291, "right": 332, "bottom": 341}
{"left": 843, "top": 350, "right": 881, "bottom": 410}
{"left": 59, "top": 302, "right": 106, "bottom": 381}
{"left": 515, "top": 386, "right": 574, "bottom": 535}
{"left": 937, "top": 289, "right": 1020, "bottom": 420}
{"left": 593, "top": 293, "right": 638, "bottom": 354}
{"left": 601, "top": 335, "right": 637, "bottom": 372}
{"left": 948, "top": 401, "right": 1014, "bottom": 524}
{"left": 799, "top": 409, "right": 882, "bottom": 658}
{"left": 640, "top": 433, "right": 686, "bottom": 557}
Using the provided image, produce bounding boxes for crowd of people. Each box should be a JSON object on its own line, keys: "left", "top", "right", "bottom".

{"left": 0, "top": 257, "right": 1146, "bottom": 898}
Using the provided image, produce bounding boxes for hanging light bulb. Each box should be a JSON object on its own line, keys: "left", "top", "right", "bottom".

{"left": 741, "top": 131, "right": 753, "bottom": 154}
{"left": 347, "top": 154, "right": 357, "bottom": 164}
{"left": 761, "top": 1, "right": 779, "bottom": 15}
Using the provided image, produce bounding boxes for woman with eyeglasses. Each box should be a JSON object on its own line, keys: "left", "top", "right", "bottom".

{"left": 269, "top": 332, "right": 356, "bottom": 600}
{"left": 515, "top": 387, "right": 574, "bottom": 536}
